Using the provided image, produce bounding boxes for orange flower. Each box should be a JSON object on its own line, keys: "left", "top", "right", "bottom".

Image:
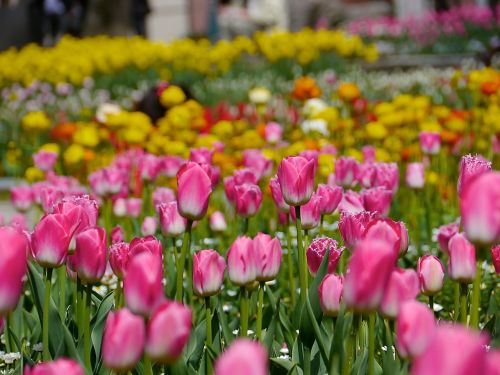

{"left": 292, "top": 77, "right": 321, "bottom": 101}
{"left": 481, "top": 81, "right": 499, "bottom": 95}
{"left": 51, "top": 123, "right": 77, "bottom": 142}
{"left": 337, "top": 82, "right": 361, "bottom": 102}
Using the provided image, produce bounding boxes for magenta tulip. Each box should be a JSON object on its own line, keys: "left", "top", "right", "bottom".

{"left": 448, "top": 233, "right": 476, "bottom": 283}
{"left": 269, "top": 176, "right": 290, "bottom": 212}
{"left": 356, "top": 162, "right": 377, "bottom": 188}
{"left": 254, "top": 233, "right": 282, "bottom": 281}
{"left": 234, "top": 183, "right": 263, "bottom": 217}
{"left": 152, "top": 187, "right": 176, "bottom": 211}
{"left": 141, "top": 216, "right": 157, "bottom": 236}
{"left": 243, "top": 149, "right": 273, "bottom": 180}
{"left": 159, "top": 201, "right": 188, "bottom": 237}
{"left": 437, "top": 222, "right": 459, "bottom": 254}
{"left": 417, "top": 255, "right": 445, "bottom": 295}
{"left": 277, "top": 156, "right": 315, "bottom": 206}
{"left": 363, "top": 217, "right": 404, "bottom": 255}
{"left": 102, "top": 309, "right": 145, "bottom": 371}
{"left": 457, "top": 154, "right": 491, "bottom": 197}
{"left": 126, "top": 198, "right": 142, "bottom": 218}
{"left": 193, "top": 249, "right": 226, "bottom": 297}
{"left": 298, "top": 193, "right": 322, "bottom": 230}
{"left": 177, "top": 161, "right": 212, "bottom": 220}
{"left": 33, "top": 150, "right": 58, "bottom": 172}
{"left": 109, "top": 242, "right": 130, "bottom": 278}
{"left": 209, "top": 211, "right": 227, "bottom": 232}
{"left": 265, "top": 122, "right": 283, "bottom": 144}
{"left": 306, "top": 237, "right": 343, "bottom": 276}
{"left": 316, "top": 184, "right": 342, "bottom": 215}
{"left": 10, "top": 185, "right": 34, "bottom": 211}
{"left": 128, "top": 235, "right": 163, "bottom": 261}
{"left": 214, "top": 339, "right": 268, "bottom": 375}
{"left": 339, "top": 211, "right": 378, "bottom": 248}
{"left": 227, "top": 236, "right": 257, "bottom": 286}
{"left": 362, "top": 187, "right": 393, "bottom": 216}
{"left": 337, "top": 190, "right": 365, "bottom": 214}
{"left": 492, "top": 245, "right": 500, "bottom": 274}
{"left": 419, "top": 131, "right": 441, "bottom": 155}
{"left": 75, "top": 227, "right": 107, "bottom": 284}
{"left": 318, "top": 274, "right": 343, "bottom": 317}
{"left": 24, "top": 359, "right": 85, "bottom": 375}
{"left": 406, "top": 162, "right": 425, "bottom": 189}
{"left": 334, "top": 156, "right": 359, "bottom": 187}
{"left": 380, "top": 268, "right": 419, "bottom": 319}
{"left": 145, "top": 300, "right": 192, "bottom": 364}
{"left": 485, "top": 350, "right": 500, "bottom": 375}
{"left": 111, "top": 225, "right": 125, "bottom": 244}
{"left": 374, "top": 162, "right": 399, "bottom": 192}
{"left": 190, "top": 147, "right": 213, "bottom": 165}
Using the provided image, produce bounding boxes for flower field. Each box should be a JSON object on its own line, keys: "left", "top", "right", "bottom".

{"left": 0, "top": 21, "right": 499, "bottom": 375}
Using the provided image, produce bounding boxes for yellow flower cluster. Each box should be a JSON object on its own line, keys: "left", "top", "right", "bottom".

{"left": 21, "top": 111, "right": 51, "bottom": 132}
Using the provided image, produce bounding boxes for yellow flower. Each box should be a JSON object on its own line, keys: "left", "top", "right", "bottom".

{"left": 25, "top": 167, "right": 45, "bottom": 183}
{"left": 40, "top": 143, "right": 60, "bottom": 155}
{"left": 366, "top": 121, "right": 388, "bottom": 139}
{"left": 159, "top": 85, "right": 186, "bottom": 107}
{"left": 22, "top": 111, "right": 51, "bottom": 132}
{"left": 64, "top": 144, "right": 85, "bottom": 165}
{"left": 337, "top": 82, "right": 360, "bottom": 102}
{"left": 73, "top": 124, "right": 100, "bottom": 148}
{"left": 249, "top": 87, "right": 271, "bottom": 104}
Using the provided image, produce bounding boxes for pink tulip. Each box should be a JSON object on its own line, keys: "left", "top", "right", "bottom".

{"left": 337, "top": 190, "right": 365, "bottom": 214}
{"left": 102, "top": 309, "right": 145, "bottom": 371}
{"left": 124, "top": 252, "right": 164, "bottom": 316}
{"left": 52, "top": 196, "right": 98, "bottom": 238}
{"left": 126, "top": 198, "right": 142, "bottom": 218}
{"left": 75, "top": 227, "right": 107, "bottom": 284}
{"left": 141, "top": 216, "right": 158, "bottom": 236}
{"left": 10, "top": 213, "right": 28, "bottom": 232}
{"left": 138, "top": 154, "right": 161, "bottom": 181}
{"left": 374, "top": 162, "right": 399, "bottom": 192}
{"left": 214, "top": 339, "right": 268, "bottom": 375}
{"left": 0, "top": 316, "right": 4, "bottom": 335}
{"left": 395, "top": 301, "right": 436, "bottom": 358}
{"left": 417, "top": 255, "right": 445, "bottom": 295}
{"left": 306, "top": 237, "right": 343, "bottom": 276}
{"left": 234, "top": 183, "right": 263, "bottom": 217}
{"left": 334, "top": 157, "right": 359, "bottom": 187}
{"left": 224, "top": 176, "right": 236, "bottom": 203}
{"left": 343, "top": 239, "right": 396, "bottom": 312}
{"left": 24, "top": 359, "right": 85, "bottom": 375}
{"left": 193, "top": 249, "right": 226, "bottom": 297}
{"left": 419, "top": 131, "right": 441, "bottom": 155}
{"left": 316, "top": 184, "right": 342, "bottom": 215}
{"left": 411, "top": 324, "right": 489, "bottom": 375}
{"left": 40, "top": 186, "right": 64, "bottom": 212}
{"left": 298, "top": 193, "right": 322, "bottom": 230}
{"left": 209, "top": 211, "right": 227, "bottom": 232}
{"left": 10, "top": 185, "right": 34, "bottom": 211}
{"left": 33, "top": 150, "right": 58, "bottom": 172}
{"left": 254, "top": 233, "right": 282, "bottom": 281}
{"left": 380, "top": 268, "right": 419, "bottom": 318}
{"left": 406, "top": 162, "right": 425, "bottom": 189}
{"left": 89, "top": 167, "right": 125, "bottom": 196}
{"left": 128, "top": 236, "right": 163, "bottom": 261}
{"left": 318, "top": 274, "right": 343, "bottom": 316}
{"left": 437, "top": 222, "right": 459, "bottom": 254}
{"left": 109, "top": 242, "right": 130, "bottom": 278}
{"left": 111, "top": 225, "right": 125, "bottom": 244}
{"left": 448, "top": 233, "right": 476, "bottom": 283}
{"left": 362, "top": 145, "right": 376, "bottom": 162}
{"left": 299, "top": 150, "right": 319, "bottom": 174}
{"left": 363, "top": 217, "right": 405, "bottom": 255}
{"left": 190, "top": 147, "right": 213, "bottom": 165}
{"left": 177, "top": 162, "right": 213, "bottom": 220}
{"left": 243, "top": 150, "right": 273, "bottom": 180}
{"left": 457, "top": 154, "right": 491, "bottom": 197}
{"left": 269, "top": 177, "right": 290, "bottom": 212}
{"left": 145, "top": 300, "right": 192, "bottom": 364}
{"left": 339, "top": 211, "right": 378, "bottom": 248}
{"left": 160, "top": 156, "right": 185, "bottom": 178}
{"left": 0, "top": 226, "right": 28, "bottom": 314}
{"left": 227, "top": 236, "right": 257, "bottom": 286}
{"left": 460, "top": 172, "right": 500, "bottom": 245}
{"left": 277, "top": 156, "right": 315, "bottom": 206}
{"left": 485, "top": 350, "right": 500, "bottom": 375}
{"left": 31, "top": 213, "right": 77, "bottom": 268}
{"left": 152, "top": 187, "right": 176, "bottom": 211}
{"left": 265, "top": 122, "right": 283, "bottom": 144}
{"left": 356, "top": 162, "right": 377, "bottom": 188}
{"left": 362, "top": 187, "right": 393, "bottom": 216}
{"left": 158, "top": 201, "right": 188, "bottom": 237}
{"left": 233, "top": 168, "right": 258, "bottom": 186}
{"left": 113, "top": 198, "right": 127, "bottom": 217}
{"left": 492, "top": 245, "right": 500, "bottom": 274}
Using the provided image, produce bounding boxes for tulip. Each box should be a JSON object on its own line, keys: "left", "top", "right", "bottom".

{"left": 337, "top": 190, "right": 365, "bottom": 214}
{"left": 214, "top": 339, "right": 268, "bottom": 375}
{"left": 417, "top": 255, "right": 444, "bottom": 295}
{"left": 457, "top": 154, "right": 491, "bottom": 197}
{"left": 160, "top": 156, "right": 185, "bottom": 178}
{"left": 233, "top": 168, "right": 258, "bottom": 186}
{"left": 299, "top": 150, "right": 319, "bottom": 174}
{"left": 113, "top": 198, "right": 127, "bottom": 217}
{"left": 40, "top": 187, "right": 64, "bottom": 212}
{"left": 24, "top": 359, "right": 85, "bottom": 375}
{"left": 318, "top": 274, "right": 343, "bottom": 316}
{"left": 406, "top": 162, "right": 425, "bottom": 189}
{"left": 193, "top": 250, "right": 226, "bottom": 297}
{"left": 10, "top": 185, "right": 33, "bottom": 211}
{"left": 227, "top": 236, "right": 257, "bottom": 286}
{"left": 209, "top": 211, "right": 227, "bottom": 232}
{"left": 145, "top": 300, "right": 192, "bottom": 364}
{"left": 411, "top": 324, "right": 489, "bottom": 375}
{"left": 362, "top": 145, "right": 376, "bottom": 163}
{"left": 152, "top": 187, "right": 175, "bottom": 211}
{"left": 316, "top": 184, "right": 342, "bottom": 215}
{"left": 124, "top": 252, "right": 163, "bottom": 316}
{"left": 306, "top": 237, "right": 343, "bottom": 276}
{"left": 380, "top": 268, "right": 419, "bottom": 319}
{"left": 126, "top": 198, "right": 143, "bottom": 218}
{"left": 109, "top": 242, "right": 130, "bottom": 278}
{"left": 339, "top": 211, "right": 378, "bottom": 248}
{"left": 234, "top": 183, "right": 263, "bottom": 217}
{"left": 111, "top": 225, "right": 125, "bottom": 244}
{"left": 485, "top": 350, "right": 500, "bottom": 375}
{"left": 437, "top": 222, "right": 459, "bottom": 254}
{"left": 254, "top": 233, "right": 282, "bottom": 281}
{"left": 448, "top": 233, "right": 476, "bottom": 283}
{"left": 223, "top": 176, "right": 236, "bottom": 203}
{"left": 138, "top": 154, "right": 161, "bottom": 181}
{"left": 419, "top": 131, "right": 441, "bottom": 155}
{"left": 363, "top": 217, "right": 404, "bottom": 255}
{"left": 460, "top": 172, "right": 500, "bottom": 245}
{"left": 33, "top": 150, "right": 58, "bottom": 172}
{"left": 190, "top": 147, "right": 213, "bottom": 165}
{"left": 141, "top": 216, "right": 157, "bottom": 236}
{"left": 269, "top": 176, "right": 289, "bottom": 212}
{"left": 334, "top": 157, "right": 359, "bottom": 187}
{"left": 158, "top": 201, "right": 187, "bottom": 237}
{"left": 0, "top": 316, "right": 4, "bottom": 335}
{"left": 10, "top": 213, "right": 28, "bottom": 232}
{"left": 356, "top": 162, "right": 377, "bottom": 188}
{"left": 374, "top": 162, "right": 399, "bottom": 192}
{"left": 277, "top": 156, "right": 315, "bottom": 206}
{"left": 297, "top": 193, "right": 322, "bottom": 230}
{"left": 343, "top": 239, "right": 396, "bottom": 312}
{"left": 75, "top": 227, "right": 107, "bottom": 284}
{"left": 102, "top": 309, "right": 145, "bottom": 371}
{"left": 243, "top": 149, "right": 273, "bottom": 180}
{"left": 265, "top": 122, "right": 283, "bottom": 144}
{"left": 176, "top": 162, "right": 212, "bottom": 220}
{"left": 0, "top": 226, "right": 28, "bottom": 314}
{"left": 362, "top": 187, "right": 393, "bottom": 216}
{"left": 395, "top": 301, "right": 436, "bottom": 358}
{"left": 492, "top": 245, "right": 500, "bottom": 274}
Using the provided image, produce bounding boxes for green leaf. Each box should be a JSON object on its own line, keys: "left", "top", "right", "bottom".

{"left": 186, "top": 317, "right": 206, "bottom": 369}
{"left": 264, "top": 307, "right": 278, "bottom": 354}
{"left": 90, "top": 291, "right": 114, "bottom": 373}
{"left": 217, "top": 299, "right": 233, "bottom": 347}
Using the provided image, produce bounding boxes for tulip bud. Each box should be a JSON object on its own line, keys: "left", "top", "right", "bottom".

{"left": 33, "top": 150, "right": 58, "bottom": 172}
{"left": 124, "top": 252, "right": 163, "bottom": 316}
{"left": 145, "top": 300, "right": 192, "bottom": 364}
{"left": 214, "top": 339, "right": 268, "bottom": 375}
{"left": 457, "top": 154, "right": 491, "bottom": 197}
{"left": 339, "top": 211, "right": 378, "bottom": 248}
{"left": 338, "top": 190, "right": 365, "bottom": 214}
{"left": 0, "top": 226, "right": 28, "bottom": 314}
{"left": 126, "top": 198, "right": 143, "bottom": 218}
{"left": 152, "top": 187, "right": 176, "bottom": 211}
{"left": 269, "top": 177, "right": 290, "bottom": 212}
{"left": 24, "top": 359, "right": 85, "bottom": 375}
{"left": 234, "top": 183, "right": 263, "bottom": 217}
{"left": 265, "top": 122, "right": 283, "bottom": 144}
{"left": 316, "top": 184, "right": 342, "bottom": 215}
{"left": 193, "top": 249, "right": 226, "bottom": 297}
{"left": 419, "top": 131, "right": 441, "bottom": 155}
{"left": 113, "top": 198, "right": 127, "bottom": 217}
{"left": 111, "top": 225, "right": 125, "bottom": 244}
{"left": 379, "top": 268, "right": 419, "bottom": 319}
{"left": 277, "top": 156, "right": 315, "bottom": 206}
{"left": 306, "top": 237, "right": 343, "bottom": 276}
{"left": 75, "top": 227, "right": 107, "bottom": 284}
{"left": 343, "top": 239, "right": 396, "bottom": 312}
{"left": 158, "top": 201, "right": 187, "bottom": 237}
{"left": 254, "top": 233, "right": 282, "bottom": 281}
{"left": 417, "top": 255, "right": 444, "bottom": 295}
{"left": 297, "top": 193, "right": 322, "bottom": 230}
{"left": 102, "top": 309, "right": 145, "bottom": 371}
{"left": 177, "top": 162, "right": 212, "bottom": 220}
{"left": 141, "top": 216, "right": 158, "bottom": 236}
{"left": 460, "top": 172, "right": 500, "bottom": 245}
{"left": 362, "top": 187, "right": 393, "bottom": 216}
{"left": 448, "top": 233, "right": 476, "bottom": 283}
{"left": 129, "top": 235, "right": 163, "bottom": 261}
{"left": 437, "top": 222, "right": 459, "bottom": 254}
{"left": 406, "top": 162, "right": 425, "bottom": 189}
{"left": 227, "top": 236, "right": 257, "bottom": 286}
{"left": 395, "top": 301, "right": 436, "bottom": 359}
{"left": 492, "top": 245, "right": 500, "bottom": 274}
{"left": 10, "top": 185, "right": 34, "bottom": 211}
{"left": 209, "top": 211, "right": 227, "bottom": 232}
{"left": 334, "top": 157, "right": 359, "bottom": 187}
{"left": 109, "top": 242, "right": 130, "bottom": 278}
{"left": 318, "top": 274, "right": 343, "bottom": 317}
{"left": 362, "top": 145, "right": 376, "bottom": 162}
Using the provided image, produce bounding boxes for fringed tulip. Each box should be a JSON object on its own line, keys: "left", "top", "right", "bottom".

{"left": 109, "top": 242, "right": 130, "bottom": 278}
{"left": 158, "top": 201, "right": 187, "bottom": 237}
{"left": 254, "top": 233, "right": 282, "bottom": 281}
{"left": 337, "top": 190, "right": 364, "bottom": 214}
{"left": 128, "top": 236, "right": 163, "bottom": 261}
{"left": 306, "top": 237, "right": 343, "bottom": 276}
{"left": 316, "top": 184, "right": 342, "bottom": 215}
{"left": 374, "top": 162, "right": 399, "bottom": 192}
{"left": 177, "top": 161, "right": 212, "bottom": 220}
{"left": 406, "top": 162, "right": 425, "bottom": 189}
{"left": 277, "top": 156, "right": 315, "bottom": 206}
{"left": 380, "top": 268, "right": 419, "bottom": 319}
{"left": 214, "top": 339, "right": 268, "bottom": 375}
{"left": 209, "top": 211, "right": 227, "bottom": 232}
{"left": 437, "top": 222, "right": 459, "bottom": 254}
{"left": 334, "top": 156, "right": 359, "bottom": 187}
{"left": 448, "top": 233, "right": 476, "bottom": 283}
{"left": 75, "top": 227, "right": 107, "bottom": 284}
{"left": 318, "top": 274, "right": 343, "bottom": 316}
{"left": 227, "top": 236, "right": 257, "bottom": 286}
{"left": 234, "top": 183, "right": 263, "bottom": 217}
{"left": 193, "top": 250, "right": 226, "bottom": 297}
{"left": 339, "top": 211, "right": 378, "bottom": 248}
{"left": 362, "top": 187, "right": 393, "bottom": 216}
{"left": 10, "top": 185, "right": 33, "bottom": 211}
{"left": 419, "top": 131, "right": 441, "bottom": 155}
{"left": 457, "top": 154, "right": 491, "bottom": 197}
{"left": 417, "top": 255, "right": 444, "bottom": 295}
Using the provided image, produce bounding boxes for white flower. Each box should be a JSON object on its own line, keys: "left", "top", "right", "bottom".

{"left": 95, "top": 103, "right": 121, "bottom": 123}
{"left": 303, "top": 98, "right": 327, "bottom": 117}
{"left": 249, "top": 87, "right": 271, "bottom": 104}
{"left": 301, "top": 119, "right": 329, "bottom": 136}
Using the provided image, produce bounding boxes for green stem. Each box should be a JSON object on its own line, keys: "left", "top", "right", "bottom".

{"left": 358, "top": 315, "right": 365, "bottom": 353}
{"left": 114, "top": 280, "right": 122, "bottom": 308}
{"left": 241, "top": 217, "right": 249, "bottom": 235}
{"left": 205, "top": 297, "right": 213, "bottom": 375}
{"left": 368, "top": 313, "right": 375, "bottom": 375}
{"left": 328, "top": 317, "right": 338, "bottom": 375}
{"left": 286, "top": 226, "right": 296, "bottom": 306}
{"left": 256, "top": 283, "right": 264, "bottom": 341}
{"left": 384, "top": 319, "right": 393, "bottom": 348}
{"left": 295, "top": 206, "right": 308, "bottom": 304}
{"left": 43, "top": 268, "right": 53, "bottom": 361}
{"left": 240, "top": 287, "right": 249, "bottom": 337}
{"left": 320, "top": 215, "right": 325, "bottom": 236}
{"left": 470, "top": 262, "right": 482, "bottom": 329}
{"left": 58, "top": 267, "right": 66, "bottom": 321}
{"left": 176, "top": 220, "right": 192, "bottom": 302}
{"left": 305, "top": 294, "right": 329, "bottom": 364}
{"left": 428, "top": 295, "right": 434, "bottom": 313}
{"left": 143, "top": 355, "right": 153, "bottom": 375}
{"left": 5, "top": 313, "right": 12, "bottom": 353}
{"left": 453, "top": 283, "right": 460, "bottom": 321}
{"left": 460, "top": 283, "right": 468, "bottom": 325}
{"left": 343, "top": 314, "right": 359, "bottom": 375}
{"left": 84, "top": 284, "right": 92, "bottom": 370}
{"left": 303, "top": 345, "right": 311, "bottom": 375}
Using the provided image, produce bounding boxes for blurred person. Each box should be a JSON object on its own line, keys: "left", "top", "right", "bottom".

{"left": 131, "top": 0, "right": 150, "bottom": 37}
{"left": 44, "top": 0, "right": 65, "bottom": 42}
{"left": 218, "top": 0, "right": 254, "bottom": 39}
{"left": 248, "top": 0, "right": 288, "bottom": 31}
{"left": 63, "top": 0, "right": 89, "bottom": 37}
{"left": 28, "top": 0, "right": 45, "bottom": 44}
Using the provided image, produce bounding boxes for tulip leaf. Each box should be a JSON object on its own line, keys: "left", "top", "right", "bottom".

{"left": 186, "top": 317, "right": 206, "bottom": 368}
{"left": 264, "top": 307, "right": 278, "bottom": 353}
{"left": 90, "top": 291, "right": 114, "bottom": 372}
{"left": 270, "top": 357, "right": 303, "bottom": 375}
{"left": 217, "top": 299, "right": 233, "bottom": 347}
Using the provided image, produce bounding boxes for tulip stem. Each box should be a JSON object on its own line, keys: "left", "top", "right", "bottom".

{"left": 256, "top": 282, "right": 264, "bottom": 341}
{"left": 43, "top": 268, "right": 53, "bottom": 361}
{"left": 58, "top": 267, "right": 66, "bottom": 321}
{"left": 114, "top": 280, "right": 122, "bottom": 308}
{"left": 5, "top": 313, "right": 12, "bottom": 353}
{"left": 176, "top": 220, "right": 192, "bottom": 302}
{"left": 143, "top": 355, "right": 153, "bottom": 375}
{"left": 453, "top": 283, "right": 460, "bottom": 321}
{"left": 343, "top": 314, "right": 359, "bottom": 375}
{"left": 460, "top": 283, "right": 468, "bottom": 325}
{"left": 428, "top": 295, "right": 434, "bottom": 313}
{"left": 205, "top": 297, "right": 213, "bottom": 375}
{"left": 286, "top": 226, "right": 296, "bottom": 306}
{"left": 303, "top": 346, "right": 311, "bottom": 375}
{"left": 320, "top": 215, "right": 325, "bottom": 236}
{"left": 240, "top": 287, "right": 249, "bottom": 337}
{"left": 295, "top": 206, "right": 308, "bottom": 304}
{"left": 84, "top": 284, "right": 92, "bottom": 370}
{"left": 368, "top": 313, "right": 375, "bottom": 375}
{"left": 470, "top": 261, "right": 482, "bottom": 329}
